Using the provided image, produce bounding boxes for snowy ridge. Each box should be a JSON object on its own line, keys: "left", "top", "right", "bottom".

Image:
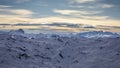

{"left": 0, "top": 29, "right": 120, "bottom": 39}
{"left": 76, "top": 31, "right": 120, "bottom": 38}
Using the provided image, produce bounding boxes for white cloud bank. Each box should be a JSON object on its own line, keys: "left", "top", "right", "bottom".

{"left": 0, "top": 16, "right": 120, "bottom": 26}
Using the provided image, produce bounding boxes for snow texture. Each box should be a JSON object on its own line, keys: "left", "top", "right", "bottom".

{"left": 0, "top": 29, "right": 120, "bottom": 68}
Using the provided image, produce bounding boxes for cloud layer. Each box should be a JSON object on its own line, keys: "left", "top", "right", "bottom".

{"left": 53, "top": 9, "right": 102, "bottom": 15}
{"left": 0, "top": 0, "right": 119, "bottom": 26}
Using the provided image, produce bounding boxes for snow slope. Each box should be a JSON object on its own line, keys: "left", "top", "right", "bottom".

{"left": 0, "top": 29, "right": 120, "bottom": 68}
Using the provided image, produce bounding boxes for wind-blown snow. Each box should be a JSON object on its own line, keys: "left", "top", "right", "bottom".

{"left": 0, "top": 29, "right": 120, "bottom": 68}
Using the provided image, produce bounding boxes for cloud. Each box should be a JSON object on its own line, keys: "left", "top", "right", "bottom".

{"left": 0, "top": 2, "right": 119, "bottom": 27}
{"left": 70, "top": 4, "right": 114, "bottom": 9}
{"left": 100, "top": 4, "right": 114, "bottom": 8}
{"left": 0, "top": 5, "right": 33, "bottom": 23}
{"left": 70, "top": 0, "right": 97, "bottom": 4}
{"left": 0, "top": 8, "right": 34, "bottom": 17}
{"left": 69, "top": 0, "right": 114, "bottom": 9}
{"left": 0, "top": 16, "right": 120, "bottom": 26}
{"left": 29, "top": 17, "right": 120, "bottom": 26}
{"left": 9, "top": 9, "right": 33, "bottom": 16}
{"left": 85, "top": 4, "right": 114, "bottom": 9}
{"left": 0, "top": 5, "right": 11, "bottom": 8}
{"left": 53, "top": 9, "right": 102, "bottom": 15}
{"left": 0, "top": 0, "right": 31, "bottom": 3}
{"left": 53, "top": 9, "right": 107, "bottom": 20}
{"left": 0, "top": 17, "right": 31, "bottom": 23}
{"left": 80, "top": 16, "right": 109, "bottom": 20}
{"left": 54, "top": 9, "right": 80, "bottom": 15}
{"left": 15, "top": 0, "right": 30, "bottom": 3}
{"left": 53, "top": 10, "right": 109, "bottom": 20}
{"left": 0, "top": 8, "right": 112, "bottom": 25}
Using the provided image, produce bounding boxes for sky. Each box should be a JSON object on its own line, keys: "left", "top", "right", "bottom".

{"left": 0, "top": 0, "right": 120, "bottom": 26}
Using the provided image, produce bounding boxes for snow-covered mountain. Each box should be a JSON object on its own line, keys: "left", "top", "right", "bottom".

{"left": 76, "top": 31, "right": 120, "bottom": 38}
{"left": 9, "top": 29, "right": 25, "bottom": 35}
{"left": 5, "top": 29, "right": 120, "bottom": 39}
{"left": 0, "top": 29, "right": 120, "bottom": 68}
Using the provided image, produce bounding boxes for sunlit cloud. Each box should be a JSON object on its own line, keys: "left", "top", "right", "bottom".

{"left": 9, "top": 9, "right": 33, "bottom": 16}
{"left": 0, "top": 16, "right": 120, "bottom": 26}
{"left": 79, "top": 16, "right": 109, "bottom": 20}
{"left": 30, "top": 17, "right": 120, "bottom": 26}
{"left": 0, "top": 8, "right": 34, "bottom": 17}
{"left": 54, "top": 9, "right": 80, "bottom": 15}
{"left": 0, "top": 6, "right": 119, "bottom": 26}
{"left": 53, "top": 9, "right": 102, "bottom": 15}
{"left": 53, "top": 9, "right": 108, "bottom": 20}
{"left": 69, "top": 0, "right": 97, "bottom": 4}
{"left": 0, "top": 0, "right": 119, "bottom": 27}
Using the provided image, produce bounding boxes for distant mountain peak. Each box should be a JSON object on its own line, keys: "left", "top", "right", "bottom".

{"left": 76, "top": 31, "right": 120, "bottom": 38}
{"left": 9, "top": 29, "right": 24, "bottom": 35}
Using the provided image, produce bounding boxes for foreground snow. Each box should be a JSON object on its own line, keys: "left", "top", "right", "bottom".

{"left": 0, "top": 29, "right": 120, "bottom": 68}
